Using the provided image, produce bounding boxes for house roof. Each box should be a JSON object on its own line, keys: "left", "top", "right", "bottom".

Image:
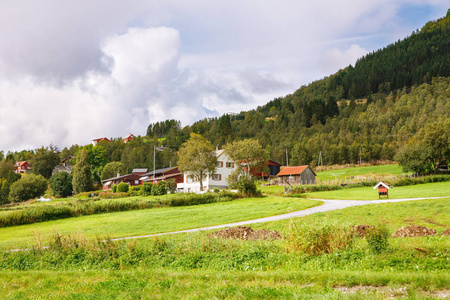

{"left": 16, "top": 161, "right": 28, "bottom": 166}
{"left": 268, "top": 160, "right": 282, "bottom": 166}
{"left": 277, "top": 165, "right": 313, "bottom": 176}
{"left": 143, "top": 167, "right": 178, "bottom": 177}
{"left": 132, "top": 168, "right": 148, "bottom": 174}
{"left": 373, "top": 182, "right": 390, "bottom": 189}
{"left": 123, "top": 133, "right": 134, "bottom": 139}
{"left": 92, "top": 137, "right": 110, "bottom": 142}
{"left": 101, "top": 173, "right": 139, "bottom": 183}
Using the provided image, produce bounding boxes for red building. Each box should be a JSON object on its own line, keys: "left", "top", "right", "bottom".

{"left": 250, "top": 160, "right": 282, "bottom": 178}
{"left": 14, "top": 161, "right": 30, "bottom": 174}
{"left": 140, "top": 167, "right": 184, "bottom": 185}
{"left": 91, "top": 137, "right": 110, "bottom": 146}
{"left": 123, "top": 134, "right": 135, "bottom": 143}
{"left": 101, "top": 169, "right": 146, "bottom": 191}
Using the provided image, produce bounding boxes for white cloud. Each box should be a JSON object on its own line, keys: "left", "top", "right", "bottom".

{"left": 0, "top": 1, "right": 447, "bottom": 152}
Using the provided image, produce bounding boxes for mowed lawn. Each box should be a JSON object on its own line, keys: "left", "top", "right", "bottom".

{"left": 0, "top": 196, "right": 320, "bottom": 250}
{"left": 316, "top": 164, "right": 406, "bottom": 181}
{"left": 303, "top": 181, "right": 450, "bottom": 200}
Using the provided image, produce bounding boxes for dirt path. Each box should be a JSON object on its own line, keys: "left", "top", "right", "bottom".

{"left": 111, "top": 196, "right": 448, "bottom": 241}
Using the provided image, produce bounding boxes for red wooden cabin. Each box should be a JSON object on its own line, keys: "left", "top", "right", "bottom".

{"left": 373, "top": 182, "right": 390, "bottom": 199}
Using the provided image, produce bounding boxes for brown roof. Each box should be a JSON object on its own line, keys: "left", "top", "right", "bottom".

{"left": 277, "top": 165, "right": 309, "bottom": 176}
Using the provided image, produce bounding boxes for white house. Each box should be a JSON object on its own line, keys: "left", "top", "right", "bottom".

{"left": 177, "top": 149, "right": 236, "bottom": 193}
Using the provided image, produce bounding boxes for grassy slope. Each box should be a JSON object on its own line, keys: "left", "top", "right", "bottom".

{"left": 316, "top": 164, "right": 406, "bottom": 180}
{"left": 1, "top": 198, "right": 449, "bottom": 299}
{"left": 0, "top": 196, "right": 320, "bottom": 250}
{"left": 302, "top": 181, "right": 450, "bottom": 200}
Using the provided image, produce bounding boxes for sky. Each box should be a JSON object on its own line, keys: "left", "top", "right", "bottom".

{"left": 0, "top": 1, "right": 447, "bottom": 153}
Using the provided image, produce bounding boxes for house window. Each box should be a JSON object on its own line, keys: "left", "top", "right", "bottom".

{"left": 217, "top": 161, "right": 223, "bottom": 168}
{"left": 135, "top": 180, "right": 139, "bottom": 185}
{"left": 187, "top": 176, "right": 193, "bottom": 183}
{"left": 226, "top": 162, "right": 234, "bottom": 168}
{"left": 213, "top": 174, "right": 222, "bottom": 181}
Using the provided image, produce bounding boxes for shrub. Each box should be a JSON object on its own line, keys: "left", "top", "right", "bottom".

{"left": 288, "top": 220, "right": 355, "bottom": 256}
{"left": 117, "top": 182, "right": 129, "bottom": 193}
{"left": 152, "top": 181, "right": 167, "bottom": 196}
{"left": 235, "top": 176, "right": 260, "bottom": 197}
{"left": 72, "top": 148, "right": 93, "bottom": 194}
{"left": 129, "top": 185, "right": 142, "bottom": 196}
{"left": 166, "top": 179, "right": 177, "bottom": 194}
{"left": 141, "top": 182, "right": 153, "bottom": 196}
{"left": 0, "top": 179, "right": 10, "bottom": 204}
{"left": 9, "top": 174, "right": 48, "bottom": 203}
{"left": 111, "top": 184, "right": 117, "bottom": 193}
{"left": 49, "top": 172, "right": 73, "bottom": 198}
{"left": 365, "top": 224, "right": 390, "bottom": 253}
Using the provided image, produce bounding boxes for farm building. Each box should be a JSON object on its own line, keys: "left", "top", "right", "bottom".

{"left": 276, "top": 165, "right": 316, "bottom": 185}
{"left": 140, "top": 167, "right": 183, "bottom": 185}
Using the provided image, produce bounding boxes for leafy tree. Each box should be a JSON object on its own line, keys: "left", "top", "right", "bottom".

{"left": 178, "top": 133, "right": 217, "bottom": 191}
{"left": 152, "top": 181, "right": 167, "bottom": 196}
{"left": 395, "top": 143, "right": 432, "bottom": 174}
{"left": 31, "top": 144, "right": 60, "bottom": 179}
{"left": 49, "top": 172, "right": 73, "bottom": 198}
{"left": 0, "top": 160, "right": 20, "bottom": 184}
{"left": 75, "top": 145, "right": 108, "bottom": 183}
{"left": 101, "top": 162, "right": 126, "bottom": 181}
{"left": 9, "top": 174, "right": 48, "bottom": 202}
{"left": 224, "top": 139, "right": 268, "bottom": 178}
{"left": 166, "top": 178, "right": 177, "bottom": 194}
{"left": 0, "top": 179, "right": 10, "bottom": 204}
{"left": 141, "top": 182, "right": 153, "bottom": 196}
{"left": 72, "top": 148, "right": 93, "bottom": 194}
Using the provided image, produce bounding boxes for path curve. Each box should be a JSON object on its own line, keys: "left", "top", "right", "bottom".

{"left": 111, "top": 196, "right": 448, "bottom": 241}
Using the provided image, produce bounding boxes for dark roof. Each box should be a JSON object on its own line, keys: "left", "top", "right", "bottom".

{"left": 101, "top": 173, "right": 140, "bottom": 183}
{"left": 132, "top": 168, "right": 148, "bottom": 173}
{"left": 143, "top": 167, "right": 178, "bottom": 177}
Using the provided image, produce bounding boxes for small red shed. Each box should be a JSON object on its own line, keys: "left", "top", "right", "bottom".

{"left": 373, "top": 182, "right": 390, "bottom": 199}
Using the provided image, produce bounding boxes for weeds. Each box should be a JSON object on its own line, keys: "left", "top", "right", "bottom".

{"left": 365, "top": 224, "right": 390, "bottom": 254}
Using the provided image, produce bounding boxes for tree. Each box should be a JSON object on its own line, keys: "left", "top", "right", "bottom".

{"left": 224, "top": 139, "right": 268, "bottom": 178}
{"left": 75, "top": 145, "right": 108, "bottom": 183}
{"left": 72, "top": 148, "right": 93, "bottom": 194}
{"left": 9, "top": 174, "right": 48, "bottom": 203}
{"left": 49, "top": 172, "right": 73, "bottom": 198}
{"left": 178, "top": 133, "right": 217, "bottom": 191}
{"left": 31, "top": 144, "right": 60, "bottom": 179}
{"left": 101, "top": 162, "right": 126, "bottom": 181}
{"left": 395, "top": 143, "right": 432, "bottom": 174}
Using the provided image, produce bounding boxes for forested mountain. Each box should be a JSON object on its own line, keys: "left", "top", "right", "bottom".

{"left": 3, "top": 12, "right": 449, "bottom": 174}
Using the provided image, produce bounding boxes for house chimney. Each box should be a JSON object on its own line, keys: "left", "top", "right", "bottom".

{"left": 117, "top": 171, "right": 120, "bottom": 177}
{"left": 216, "top": 145, "right": 219, "bottom": 151}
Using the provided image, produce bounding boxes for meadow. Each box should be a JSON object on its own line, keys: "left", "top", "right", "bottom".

{"left": 315, "top": 164, "right": 407, "bottom": 181}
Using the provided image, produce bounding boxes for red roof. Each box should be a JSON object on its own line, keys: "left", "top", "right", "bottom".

{"left": 276, "top": 165, "right": 309, "bottom": 176}
{"left": 92, "top": 137, "right": 110, "bottom": 142}
{"left": 16, "top": 161, "right": 28, "bottom": 167}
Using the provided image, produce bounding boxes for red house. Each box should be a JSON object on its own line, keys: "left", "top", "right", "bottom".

{"left": 14, "top": 161, "right": 30, "bottom": 174}
{"left": 91, "top": 137, "right": 110, "bottom": 146}
{"left": 123, "top": 134, "right": 135, "bottom": 143}
{"left": 140, "top": 167, "right": 184, "bottom": 185}
{"left": 250, "top": 160, "right": 282, "bottom": 178}
{"left": 373, "top": 182, "right": 390, "bottom": 199}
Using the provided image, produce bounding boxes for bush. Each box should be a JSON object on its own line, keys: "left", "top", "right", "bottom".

{"left": 49, "top": 172, "right": 73, "bottom": 198}
{"left": 288, "top": 220, "right": 355, "bottom": 256}
{"left": 116, "top": 182, "right": 129, "bottom": 193}
{"left": 0, "top": 179, "right": 10, "bottom": 204}
{"left": 129, "top": 185, "right": 142, "bottom": 196}
{"left": 365, "top": 224, "right": 390, "bottom": 253}
{"left": 235, "top": 176, "right": 260, "bottom": 197}
{"left": 141, "top": 182, "right": 153, "bottom": 196}
{"left": 111, "top": 184, "right": 117, "bottom": 193}
{"left": 152, "top": 181, "right": 167, "bottom": 196}
{"left": 9, "top": 174, "right": 48, "bottom": 203}
{"left": 166, "top": 179, "right": 177, "bottom": 194}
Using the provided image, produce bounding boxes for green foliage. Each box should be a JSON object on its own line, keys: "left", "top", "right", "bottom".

{"left": 0, "top": 179, "right": 10, "bottom": 204}
{"left": 101, "top": 162, "right": 126, "bottom": 181}
{"left": 116, "top": 182, "right": 129, "bottom": 193}
{"left": 72, "top": 149, "right": 93, "bottom": 194}
{"left": 75, "top": 144, "right": 108, "bottom": 183}
{"left": 111, "top": 184, "right": 117, "bottom": 193}
{"left": 166, "top": 179, "right": 177, "bottom": 194}
{"left": 31, "top": 145, "right": 60, "bottom": 179}
{"left": 234, "top": 176, "right": 260, "bottom": 197}
{"left": 152, "top": 181, "right": 167, "bottom": 196}
{"left": 8, "top": 174, "right": 48, "bottom": 203}
{"left": 365, "top": 224, "right": 390, "bottom": 254}
{"left": 0, "top": 160, "right": 20, "bottom": 184}
{"left": 49, "top": 172, "right": 73, "bottom": 198}
{"left": 224, "top": 139, "right": 268, "bottom": 177}
{"left": 141, "top": 182, "right": 153, "bottom": 196}
{"left": 288, "top": 220, "right": 355, "bottom": 255}
{"left": 129, "top": 185, "right": 142, "bottom": 196}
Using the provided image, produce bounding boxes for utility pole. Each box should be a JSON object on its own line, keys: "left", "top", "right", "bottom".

{"left": 286, "top": 149, "right": 289, "bottom": 167}
{"left": 318, "top": 151, "right": 323, "bottom": 170}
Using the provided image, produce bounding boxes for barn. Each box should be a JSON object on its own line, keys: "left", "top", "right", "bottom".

{"left": 276, "top": 165, "right": 316, "bottom": 185}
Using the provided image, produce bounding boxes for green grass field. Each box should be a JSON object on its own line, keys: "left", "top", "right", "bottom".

{"left": 1, "top": 197, "right": 449, "bottom": 299}
{"left": 0, "top": 196, "right": 320, "bottom": 250}
{"left": 316, "top": 164, "right": 406, "bottom": 181}
{"left": 302, "top": 181, "right": 450, "bottom": 200}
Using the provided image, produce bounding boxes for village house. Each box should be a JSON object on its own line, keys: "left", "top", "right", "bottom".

{"left": 276, "top": 165, "right": 316, "bottom": 185}
{"left": 101, "top": 168, "right": 147, "bottom": 190}
{"left": 52, "top": 155, "right": 75, "bottom": 175}
{"left": 122, "top": 134, "right": 135, "bottom": 143}
{"left": 177, "top": 149, "right": 236, "bottom": 193}
{"left": 250, "top": 160, "right": 282, "bottom": 179}
{"left": 91, "top": 137, "right": 110, "bottom": 146}
{"left": 140, "top": 167, "right": 183, "bottom": 185}
{"left": 14, "top": 161, "right": 30, "bottom": 174}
